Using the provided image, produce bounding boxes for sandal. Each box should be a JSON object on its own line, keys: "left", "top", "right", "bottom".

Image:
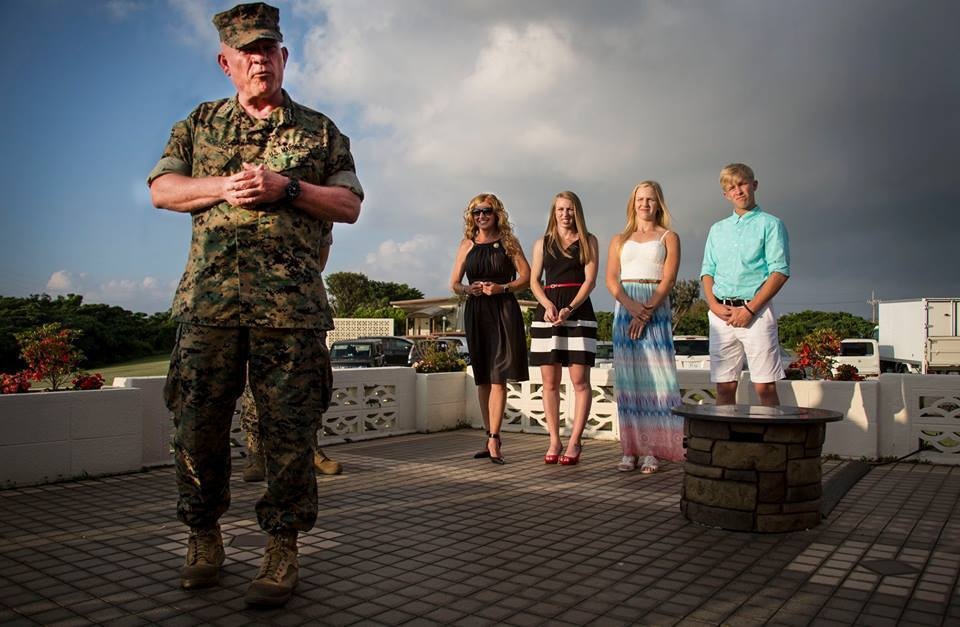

{"left": 617, "top": 456, "right": 637, "bottom": 472}
{"left": 639, "top": 455, "right": 658, "bottom": 474}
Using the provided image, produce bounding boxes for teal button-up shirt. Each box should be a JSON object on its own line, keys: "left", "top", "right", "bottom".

{"left": 700, "top": 206, "right": 790, "bottom": 300}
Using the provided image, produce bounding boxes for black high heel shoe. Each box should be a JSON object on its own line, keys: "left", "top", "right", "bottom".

{"left": 488, "top": 433, "right": 505, "bottom": 465}
{"left": 473, "top": 431, "right": 492, "bottom": 458}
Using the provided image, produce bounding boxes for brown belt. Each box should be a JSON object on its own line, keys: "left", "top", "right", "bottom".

{"left": 545, "top": 282, "right": 582, "bottom": 289}
{"left": 622, "top": 279, "right": 660, "bottom": 284}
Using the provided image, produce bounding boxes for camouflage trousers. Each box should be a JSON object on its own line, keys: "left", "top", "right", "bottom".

{"left": 164, "top": 323, "right": 332, "bottom": 533}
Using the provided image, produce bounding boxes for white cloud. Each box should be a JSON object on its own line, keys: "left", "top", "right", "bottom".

{"left": 45, "top": 271, "right": 175, "bottom": 313}
{"left": 169, "top": 0, "right": 219, "bottom": 49}
{"left": 104, "top": 0, "right": 141, "bottom": 20}
{"left": 361, "top": 234, "right": 452, "bottom": 292}
{"left": 46, "top": 270, "right": 77, "bottom": 292}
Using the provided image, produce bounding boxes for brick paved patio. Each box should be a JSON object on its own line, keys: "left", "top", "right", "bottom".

{"left": 1, "top": 430, "right": 959, "bottom": 626}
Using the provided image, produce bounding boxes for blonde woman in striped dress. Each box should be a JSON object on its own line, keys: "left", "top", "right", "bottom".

{"left": 605, "top": 181, "right": 683, "bottom": 473}
{"left": 529, "top": 192, "right": 599, "bottom": 466}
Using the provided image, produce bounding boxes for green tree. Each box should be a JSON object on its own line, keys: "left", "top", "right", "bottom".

{"left": 325, "top": 272, "right": 372, "bottom": 316}
{"left": 673, "top": 301, "right": 709, "bottom": 336}
{"left": 352, "top": 304, "right": 407, "bottom": 330}
{"left": 325, "top": 272, "right": 424, "bottom": 317}
{"left": 368, "top": 281, "right": 423, "bottom": 304}
{"left": 777, "top": 310, "right": 874, "bottom": 349}
{"left": 595, "top": 311, "right": 614, "bottom": 341}
{"left": 670, "top": 279, "right": 701, "bottom": 329}
{"left": 0, "top": 294, "right": 175, "bottom": 371}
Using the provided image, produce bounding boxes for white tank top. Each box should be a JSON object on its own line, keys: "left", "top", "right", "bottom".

{"left": 619, "top": 232, "right": 669, "bottom": 280}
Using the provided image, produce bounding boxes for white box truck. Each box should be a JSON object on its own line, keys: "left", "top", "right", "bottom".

{"left": 876, "top": 298, "right": 960, "bottom": 374}
{"left": 833, "top": 338, "right": 881, "bottom": 377}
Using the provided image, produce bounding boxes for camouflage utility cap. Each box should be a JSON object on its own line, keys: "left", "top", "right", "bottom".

{"left": 213, "top": 2, "right": 282, "bottom": 49}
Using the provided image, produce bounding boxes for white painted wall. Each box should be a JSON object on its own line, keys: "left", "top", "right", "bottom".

{"left": 0, "top": 388, "right": 142, "bottom": 486}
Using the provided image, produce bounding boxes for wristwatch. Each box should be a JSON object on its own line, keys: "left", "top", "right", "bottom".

{"left": 502, "top": 284, "right": 510, "bottom": 293}
{"left": 285, "top": 177, "right": 301, "bottom": 201}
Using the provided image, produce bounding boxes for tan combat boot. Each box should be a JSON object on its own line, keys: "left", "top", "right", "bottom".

{"left": 242, "top": 433, "right": 265, "bottom": 482}
{"left": 244, "top": 531, "right": 299, "bottom": 607}
{"left": 314, "top": 448, "right": 343, "bottom": 475}
{"left": 180, "top": 525, "right": 225, "bottom": 589}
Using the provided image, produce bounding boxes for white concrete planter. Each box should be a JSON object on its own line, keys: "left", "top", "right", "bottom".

{"left": 114, "top": 376, "right": 172, "bottom": 467}
{"left": 0, "top": 387, "right": 143, "bottom": 487}
{"left": 415, "top": 371, "right": 467, "bottom": 432}
{"left": 738, "top": 374, "right": 879, "bottom": 459}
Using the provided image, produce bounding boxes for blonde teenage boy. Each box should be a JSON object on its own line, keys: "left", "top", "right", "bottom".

{"left": 700, "top": 163, "right": 790, "bottom": 406}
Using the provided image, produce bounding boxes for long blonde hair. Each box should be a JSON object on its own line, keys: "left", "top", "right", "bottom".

{"left": 544, "top": 191, "right": 593, "bottom": 265}
{"left": 617, "top": 181, "right": 673, "bottom": 247}
{"left": 462, "top": 193, "right": 522, "bottom": 257}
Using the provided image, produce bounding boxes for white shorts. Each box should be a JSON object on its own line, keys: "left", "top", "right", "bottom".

{"left": 708, "top": 304, "right": 784, "bottom": 384}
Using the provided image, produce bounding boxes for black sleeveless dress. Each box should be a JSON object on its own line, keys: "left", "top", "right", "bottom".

{"left": 529, "top": 240, "right": 597, "bottom": 367}
{"left": 464, "top": 240, "right": 529, "bottom": 385}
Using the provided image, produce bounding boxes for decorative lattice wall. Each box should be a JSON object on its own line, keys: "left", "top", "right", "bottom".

{"left": 327, "top": 318, "right": 395, "bottom": 346}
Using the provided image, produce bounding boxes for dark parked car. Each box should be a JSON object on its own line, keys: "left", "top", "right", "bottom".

{"left": 359, "top": 336, "right": 416, "bottom": 366}
{"left": 330, "top": 339, "right": 385, "bottom": 369}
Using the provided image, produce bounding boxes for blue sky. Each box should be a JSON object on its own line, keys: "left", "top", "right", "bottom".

{"left": 2, "top": 0, "right": 958, "bottom": 319}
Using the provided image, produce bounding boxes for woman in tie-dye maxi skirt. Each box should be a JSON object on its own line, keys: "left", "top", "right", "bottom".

{"left": 606, "top": 181, "right": 684, "bottom": 473}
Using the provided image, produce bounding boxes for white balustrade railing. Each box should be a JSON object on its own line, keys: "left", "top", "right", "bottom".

{"left": 112, "top": 370, "right": 957, "bottom": 464}
{"left": 4, "top": 369, "right": 952, "bottom": 487}
{"left": 467, "top": 368, "right": 717, "bottom": 442}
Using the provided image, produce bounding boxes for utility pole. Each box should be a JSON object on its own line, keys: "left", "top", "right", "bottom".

{"left": 867, "top": 290, "right": 880, "bottom": 323}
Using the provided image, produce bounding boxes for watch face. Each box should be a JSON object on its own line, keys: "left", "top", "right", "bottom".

{"left": 286, "top": 178, "right": 301, "bottom": 199}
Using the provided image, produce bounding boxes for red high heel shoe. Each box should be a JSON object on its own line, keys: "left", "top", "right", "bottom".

{"left": 544, "top": 442, "right": 563, "bottom": 465}
{"left": 559, "top": 441, "right": 582, "bottom": 466}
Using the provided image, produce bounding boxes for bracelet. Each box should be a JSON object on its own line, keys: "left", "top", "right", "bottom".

{"left": 744, "top": 303, "right": 755, "bottom": 315}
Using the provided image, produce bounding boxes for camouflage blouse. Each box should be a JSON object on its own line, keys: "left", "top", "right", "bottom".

{"left": 148, "top": 91, "right": 363, "bottom": 330}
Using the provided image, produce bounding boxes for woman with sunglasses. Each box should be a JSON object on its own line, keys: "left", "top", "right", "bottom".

{"left": 449, "top": 194, "right": 530, "bottom": 464}
{"left": 529, "top": 191, "right": 599, "bottom": 466}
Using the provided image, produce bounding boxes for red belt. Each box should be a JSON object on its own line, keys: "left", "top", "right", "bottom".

{"left": 545, "top": 282, "right": 582, "bottom": 289}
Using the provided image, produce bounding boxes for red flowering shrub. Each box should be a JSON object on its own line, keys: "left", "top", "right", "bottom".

{"left": 1, "top": 371, "right": 31, "bottom": 394}
{"left": 14, "top": 323, "right": 84, "bottom": 391}
{"left": 790, "top": 328, "right": 841, "bottom": 380}
{"left": 72, "top": 373, "right": 105, "bottom": 390}
{"left": 833, "top": 364, "right": 864, "bottom": 381}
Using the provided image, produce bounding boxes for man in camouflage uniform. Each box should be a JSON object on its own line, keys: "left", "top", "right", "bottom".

{"left": 148, "top": 2, "right": 362, "bottom": 608}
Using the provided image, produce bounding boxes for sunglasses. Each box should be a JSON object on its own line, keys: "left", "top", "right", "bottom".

{"left": 471, "top": 207, "right": 495, "bottom": 217}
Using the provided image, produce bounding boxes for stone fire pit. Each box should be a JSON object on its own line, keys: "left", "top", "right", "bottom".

{"left": 672, "top": 404, "right": 843, "bottom": 533}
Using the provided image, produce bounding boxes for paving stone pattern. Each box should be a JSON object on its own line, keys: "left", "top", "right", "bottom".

{"left": 1, "top": 431, "right": 959, "bottom": 626}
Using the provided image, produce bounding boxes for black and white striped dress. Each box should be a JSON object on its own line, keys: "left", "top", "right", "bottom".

{"left": 529, "top": 240, "right": 597, "bottom": 366}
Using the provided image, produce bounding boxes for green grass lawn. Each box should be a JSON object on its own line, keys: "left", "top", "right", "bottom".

{"left": 95, "top": 355, "right": 170, "bottom": 383}
{"left": 29, "top": 354, "right": 170, "bottom": 389}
